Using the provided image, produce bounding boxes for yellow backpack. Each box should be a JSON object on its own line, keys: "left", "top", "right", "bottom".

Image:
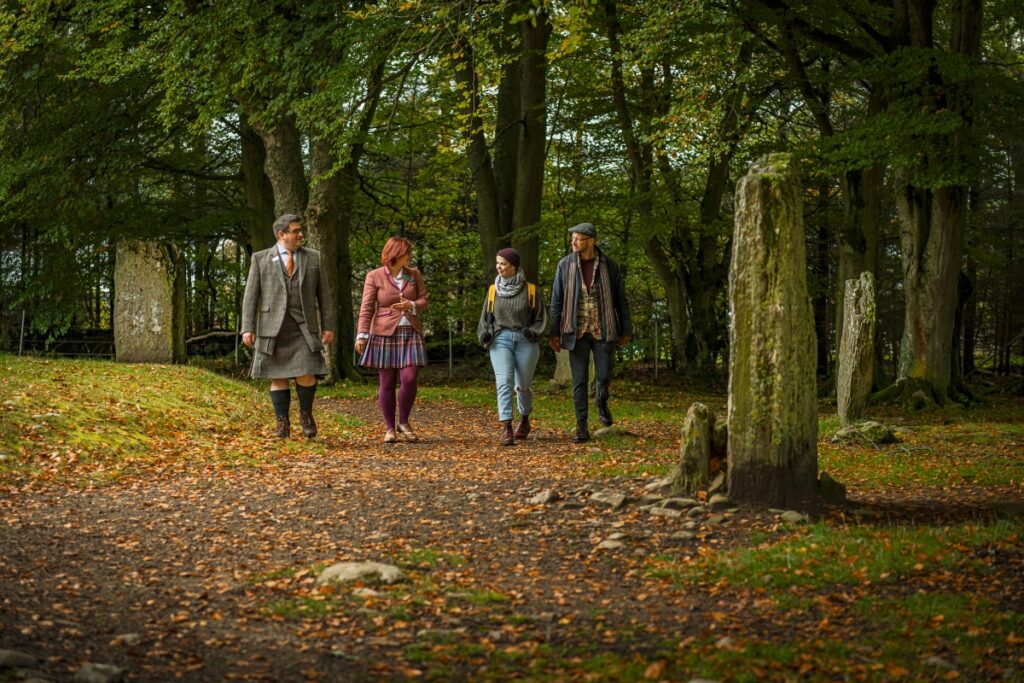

{"left": 486, "top": 282, "right": 536, "bottom": 313}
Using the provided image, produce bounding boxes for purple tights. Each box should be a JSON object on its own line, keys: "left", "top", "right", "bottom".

{"left": 378, "top": 366, "right": 419, "bottom": 429}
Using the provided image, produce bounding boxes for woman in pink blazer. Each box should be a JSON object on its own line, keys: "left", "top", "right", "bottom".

{"left": 355, "top": 237, "right": 429, "bottom": 443}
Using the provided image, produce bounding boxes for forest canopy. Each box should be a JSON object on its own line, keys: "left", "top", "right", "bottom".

{"left": 1, "top": 0, "right": 1021, "bottom": 397}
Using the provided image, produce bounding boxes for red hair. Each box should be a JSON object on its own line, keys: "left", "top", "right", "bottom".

{"left": 380, "top": 236, "right": 412, "bottom": 267}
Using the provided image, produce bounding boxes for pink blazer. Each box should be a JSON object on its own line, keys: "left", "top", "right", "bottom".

{"left": 357, "top": 266, "right": 429, "bottom": 337}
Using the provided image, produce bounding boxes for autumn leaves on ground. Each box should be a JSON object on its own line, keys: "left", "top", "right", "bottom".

{"left": 1, "top": 356, "right": 1022, "bottom": 683}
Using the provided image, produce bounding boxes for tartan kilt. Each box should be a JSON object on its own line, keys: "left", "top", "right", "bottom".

{"left": 250, "top": 314, "right": 328, "bottom": 379}
{"left": 359, "top": 326, "right": 427, "bottom": 369}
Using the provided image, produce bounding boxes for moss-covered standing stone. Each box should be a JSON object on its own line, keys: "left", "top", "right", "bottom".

{"left": 837, "top": 271, "right": 876, "bottom": 423}
{"left": 672, "top": 402, "right": 713, "bottom": 495}
{"left": 727, "top": 154, "right": 819, "bottom": 508}
{"left": 114, "top": 241, "right": 176, "bottom": 363}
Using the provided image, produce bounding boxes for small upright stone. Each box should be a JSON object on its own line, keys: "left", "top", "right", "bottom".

{"left": 837, "top": 272, "right": 876, "bottom": 424}
{"left": 672, "top": 402, "right": 714, "bottom": 495}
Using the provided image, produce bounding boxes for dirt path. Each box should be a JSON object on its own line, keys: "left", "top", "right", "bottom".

{"left": 1, "top": 397, "right": 1019, "bottom": 682}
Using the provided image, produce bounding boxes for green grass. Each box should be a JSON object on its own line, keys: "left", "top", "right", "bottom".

{"left": 262, "top": 594, "right": 342, "bottom": 620}
{"left": 398, "top": 547, "right": 466, "bottom": 569}
{"left": 649, "top": 519, "right": 1022, "bottom": 590}
{"left": 0, "top": 355, "right": 339, "bottom": 485}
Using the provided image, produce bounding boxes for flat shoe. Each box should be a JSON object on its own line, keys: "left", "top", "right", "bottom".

{"left": 383, "top": 429, "right": 397, "bottom": 443}
{"left": 397, "top": 424, "right": 419, "bottom": 442}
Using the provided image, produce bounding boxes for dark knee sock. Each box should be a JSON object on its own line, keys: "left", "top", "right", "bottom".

{"left": 270, "top": 389, "right": 291, "bottom": 420}
{"left": 296, "top": 383, "right": 317, "bottom": 412}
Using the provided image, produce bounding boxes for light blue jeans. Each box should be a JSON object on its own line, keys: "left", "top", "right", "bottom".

{"left": 489, "top": 328, "right": 540, "bottom": 421}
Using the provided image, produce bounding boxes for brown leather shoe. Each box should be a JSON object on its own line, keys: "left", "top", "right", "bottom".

{"left": 502, "top": 420, "right": 515, "bottom": 447}
{"left": 275, "top": 417, "right": 290, "bottom": 439}
{"left": 299, "top": 409, "right": 317, "bottom": 439}
{"left": 513, "top": 414, "right": 531, "bottom": 440}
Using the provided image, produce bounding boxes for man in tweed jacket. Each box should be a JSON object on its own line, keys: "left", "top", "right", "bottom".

{"left": 242, "top": 214, "right": 336, "bottom": 439}
{"left": 549, "top": 222, "right": 632, "bottom": 443}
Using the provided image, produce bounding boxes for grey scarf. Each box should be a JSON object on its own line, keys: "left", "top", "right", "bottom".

{"left": 495, "top": 270, "right": 526, "bottom": 298}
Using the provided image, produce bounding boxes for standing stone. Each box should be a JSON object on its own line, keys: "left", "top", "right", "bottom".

{"left": 837, "top": 272, "right": 876, "bottom": 424}
{"left": 552, "top": 349, "right": 573, "bottom": 387}
{"left": 671, "top": 402, "right": 713, "bottom": 495}
{"left": 114, "top": 241, "right": 182, "bottom": 363}
{"left": 727, "top": 154, "right": 818, "bottom": 508}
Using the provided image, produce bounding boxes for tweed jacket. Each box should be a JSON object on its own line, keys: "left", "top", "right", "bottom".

{"left": 357, "top": 266, "right": 429, "bottom": 338}
{"left": 548, "top": 247, "right": 632, "bottom": 351}
{"left": 241, "top": 245, "right": 336, "bottom": 353}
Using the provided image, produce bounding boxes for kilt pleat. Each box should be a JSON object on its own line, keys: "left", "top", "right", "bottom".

{"left": 251, "top": 314, "right": 328, "bottom": 379}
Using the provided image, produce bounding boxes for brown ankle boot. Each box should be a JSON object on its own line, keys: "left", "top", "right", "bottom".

{"left": 513, "top": 414, "right": 531, "bottom": 440}
{"left": 299, "top": 409, "right": 317, "bottom": 438}
{"left": 501, "top": 420, "right": 515, "bottom": 447}
{"left": 275, "top": 417, "right": 290, "bottom": 438}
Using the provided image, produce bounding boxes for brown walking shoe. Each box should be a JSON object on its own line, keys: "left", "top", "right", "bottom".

{"left": 275, "top": 417, "right": 290, "bottom": 439}
{"left": 299, "top": 409, "right": 317, "bottom": 439}
{"left": 513, "top": 414, "right": 531, "bottom": 440}
{"left": 501, "top": 420, "right": 515, "bottom": 447}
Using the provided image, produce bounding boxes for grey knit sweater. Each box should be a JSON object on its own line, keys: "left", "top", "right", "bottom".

{"left": 477, "top": 283, "right": 548, "bottom": 348}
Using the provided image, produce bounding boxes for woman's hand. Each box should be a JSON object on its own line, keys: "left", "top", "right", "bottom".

{"left": 355, "top": 338, "right": 367, "bottom": 355}
{"left": 391, "top": 296, "right": 413, "bottom": 313}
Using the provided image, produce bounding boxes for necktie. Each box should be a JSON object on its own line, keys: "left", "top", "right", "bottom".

{"left": 286, "top": 250, "right": 294, "bottom": 277}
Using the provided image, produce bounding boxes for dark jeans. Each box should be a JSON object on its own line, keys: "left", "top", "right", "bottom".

{"left": 568, "top": 334, "right": 614, "bottom": 423}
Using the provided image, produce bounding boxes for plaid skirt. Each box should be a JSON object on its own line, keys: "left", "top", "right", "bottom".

{"left": 359, "top": 326, "right": 427, "bottom": 369}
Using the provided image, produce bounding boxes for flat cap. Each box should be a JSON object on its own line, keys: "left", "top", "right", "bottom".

{"left": 568, "top": 222, "right": 596, "bottom": 238}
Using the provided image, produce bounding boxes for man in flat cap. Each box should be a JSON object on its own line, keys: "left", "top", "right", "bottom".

{"left": 549, "top": 222, "right": 632, "bottom": 443}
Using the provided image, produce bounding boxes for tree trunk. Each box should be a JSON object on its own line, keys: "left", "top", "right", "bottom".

{"left": 334, "top": 62, "right": 385, "bottom": 381}
{"left": 890, "top": 0, "right": 981, "bottom": 406}
{"left": 836, "top": 164, "right": 883, "bottom": 346}
{"left": 170, "top": 244, "right": 187, "bottom": 363}
{"left": 962, "top": 255, "right": 977, "bottom": 375}
{"left": 240, "top": 113, "right": 277, "bottom": 251}
{"left": 306, "top": 138, "right": 341, "bottom": 383}
{"left": 256, "top": 114, "right": 308, "bottom": 216}
{"left": 512, "top": 6, "right": 550, "bottom": 280}
{"left": 493, "top": 20, "right": 520, "bottom": 245}
{"left": 727, "top": 154, "right": 819, "bottom": 508}
{"left": 896, "top": 183, "right": 967, "bottom": 406}
{"left": 455, "top": 36, "right": 504, "bottom": 278}
{"left": 643, "top": 239, "right": 690, "bottom": 371}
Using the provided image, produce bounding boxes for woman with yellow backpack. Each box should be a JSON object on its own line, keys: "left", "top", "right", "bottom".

{"left": 477, "top": 248, "right": 548, "bottom": 446}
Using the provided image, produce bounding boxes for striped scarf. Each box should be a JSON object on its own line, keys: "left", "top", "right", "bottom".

{"left": 560, "top": 252, "right": 618, "bottom": 340}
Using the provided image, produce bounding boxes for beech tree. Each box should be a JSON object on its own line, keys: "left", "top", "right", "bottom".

{"left": 448, "top": 0, "right": 552, "bottom": 281}
{"left": 745, "top": 0, "right": 985, "bottom": 406}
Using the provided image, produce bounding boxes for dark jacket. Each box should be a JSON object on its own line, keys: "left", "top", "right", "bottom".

{"left": 549, "top": 247, "right": 632, "bottom": 351}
